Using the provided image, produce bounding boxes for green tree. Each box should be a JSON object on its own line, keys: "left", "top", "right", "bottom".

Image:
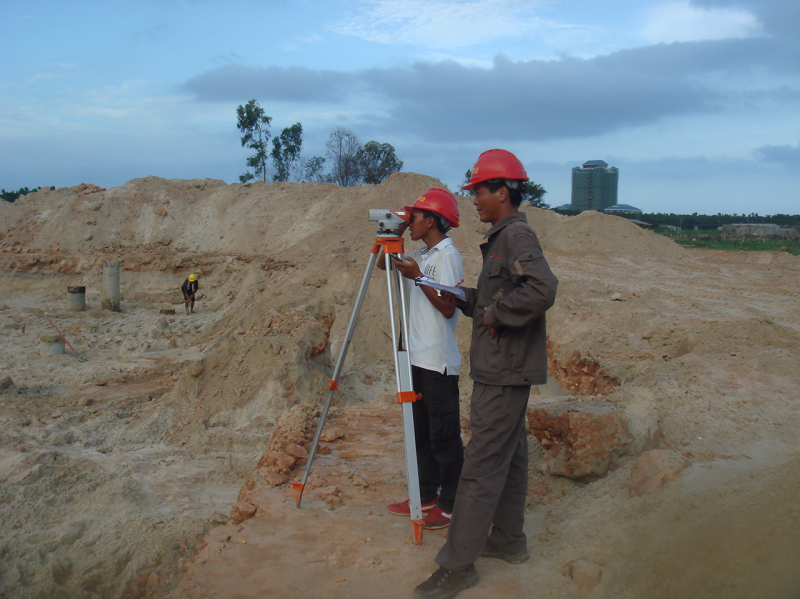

{"left": 461, "top": 170, "right": 475, "bottom": 195}
{"left": 236, "top": 99, "right": 272, "bottom": 182}
{"left": 302, "top": 156, "right": 328, "bottom": 182}
{"left": 2, "top": 187, "right": 29, "bottom": 202}
{"left": 271, "top": 122, "right": 304, "bottom": 182}
{"left": 357, "top": 141, "right": 403, "bottom": 184}
{"left": 522, "top": 181, "right": 548, "bottom": 208}
{"left": 0, "top": 186, "right": 50, "bottom": 202}
{"left": 326, "top": 128, "right": 362, "bottom": 187}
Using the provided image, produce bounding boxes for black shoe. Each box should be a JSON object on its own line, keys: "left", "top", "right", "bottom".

{"left": 480, "top": 544, "right": 530, "bottom": 565}
{"left": 414, "top": 565, "right": 479, "bottom": 599}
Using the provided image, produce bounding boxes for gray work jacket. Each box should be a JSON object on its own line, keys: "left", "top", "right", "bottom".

{"left": 459, "top": 212, "right": 558, "bottom": 386}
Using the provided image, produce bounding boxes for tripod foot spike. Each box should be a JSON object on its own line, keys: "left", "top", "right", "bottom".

{"left": 412, "top": 519, "right": 424, "bottom": 545}
{"left": 292, "top": 480, "right": 304, "bottom": 508}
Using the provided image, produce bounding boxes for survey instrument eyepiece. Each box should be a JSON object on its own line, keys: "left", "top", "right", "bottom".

{"left": 368, "top": 209, "right": 408, "bottom": 237}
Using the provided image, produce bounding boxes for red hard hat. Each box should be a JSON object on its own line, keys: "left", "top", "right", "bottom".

{"left": 462, "top": 149, "right": 529, "bottom": 190}
{"left": 404, "top": 188, "right": 460, "bottom": 228}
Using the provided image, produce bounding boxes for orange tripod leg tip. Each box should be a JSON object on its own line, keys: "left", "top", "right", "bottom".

{"left": 291, "top": 480, "right": 304, "bottom": 508}
{"left": 412, "top": 519, "right": 424, "bottom": 545}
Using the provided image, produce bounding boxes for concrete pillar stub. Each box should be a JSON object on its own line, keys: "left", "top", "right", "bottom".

{"left": 40, "top": 334, "right": 65, "bottom": 356}
{"left": 102, "top": 261, "right": 120, "bottom": 312}
{"left": 67, "top": 286, "right": 86, "bottom": 311}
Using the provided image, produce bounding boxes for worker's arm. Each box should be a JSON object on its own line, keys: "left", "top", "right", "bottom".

{"left": 392, "top": 257, "right": 456, "bottom": 319}
{"left": 483, "top": 232, "right": 558, "bottom": 330}
{"left": 445, "top": 287, "right": 475, "bottom": 318}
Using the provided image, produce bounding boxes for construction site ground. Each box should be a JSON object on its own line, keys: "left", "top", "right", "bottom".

{"left": 0, "top": 174, "right": 798, "bottom": 599}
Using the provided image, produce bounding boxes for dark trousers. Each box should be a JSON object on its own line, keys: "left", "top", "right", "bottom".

{"left": 411, "top": 366, "right": 464, "bottom": 512}
{"left": 435, "top": 382, "right": 530, "bottom": 571}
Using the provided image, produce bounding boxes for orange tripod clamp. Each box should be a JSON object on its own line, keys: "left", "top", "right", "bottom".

{"left": 398, "top": 391, "right": 421, "bottom": 404}
{"left": 371, "top": 236, "right": 405, "bottom": 256}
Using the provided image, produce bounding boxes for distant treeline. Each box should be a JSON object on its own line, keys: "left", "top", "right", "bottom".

{"left": 554, "top": 209, "right": 800, "bottom": 229}
{"left": 1, "top": 186, "right": 53, "bottom": 203}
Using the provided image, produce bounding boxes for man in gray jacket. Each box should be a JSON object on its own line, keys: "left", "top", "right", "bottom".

{"left": 415, "top": 149, "right": 558, "bottom": 599}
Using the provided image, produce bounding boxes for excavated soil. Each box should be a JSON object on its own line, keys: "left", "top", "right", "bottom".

{"left": 0, "top": 175, "right": 798, "bottom": 599}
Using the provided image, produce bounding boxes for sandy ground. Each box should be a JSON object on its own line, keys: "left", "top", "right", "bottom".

{"left": 0, "top": 175, "right": 798, "bottom": 599}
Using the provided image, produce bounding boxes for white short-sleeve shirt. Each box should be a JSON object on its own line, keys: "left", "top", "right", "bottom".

{"left": 404, "top": 237, "right": 464, "bottom": 375}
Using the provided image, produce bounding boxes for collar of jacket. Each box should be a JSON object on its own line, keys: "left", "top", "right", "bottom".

{"left": 483, "top": 211, "right": 528, "bottom": 239}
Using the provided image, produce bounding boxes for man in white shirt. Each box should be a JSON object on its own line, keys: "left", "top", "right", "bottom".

{"left": 380, "top": 188, "right": 465, "bottom": 530}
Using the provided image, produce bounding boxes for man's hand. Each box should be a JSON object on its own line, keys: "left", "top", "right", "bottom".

{"left": 392, "top": 256, "right": 423, "bottom": 280}
{"left": 440, "top": 291, "right": 458, "bottom": 306}
{"left": 483, "top": 308, "right": 497, "bottom": 338}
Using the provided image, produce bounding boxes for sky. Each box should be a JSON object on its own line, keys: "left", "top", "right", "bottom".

{"left": 1, "top": 0, "right": 798, "bottom": 215}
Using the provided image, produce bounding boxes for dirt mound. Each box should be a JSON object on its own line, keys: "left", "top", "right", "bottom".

{"left": 526, "top": 208, "right": 686, "bottom": 260}
{"left": 1, "top": 175, "right": 684, "bottom": 265}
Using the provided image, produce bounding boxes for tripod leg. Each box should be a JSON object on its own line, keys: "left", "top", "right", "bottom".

{"left": 385, "top": 253, "right": 425, "bottom": 545}
{"left": 292, "top": 249, "right": 379, "bottom": 507}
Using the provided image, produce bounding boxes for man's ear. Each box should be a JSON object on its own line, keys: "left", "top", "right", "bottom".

{"left": 498, "top": 186, "right": 510, "bottom": 204}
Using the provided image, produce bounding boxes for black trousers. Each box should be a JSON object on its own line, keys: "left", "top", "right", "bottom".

{"left": 411, "top": 366, "right": 464, "bottom": 512}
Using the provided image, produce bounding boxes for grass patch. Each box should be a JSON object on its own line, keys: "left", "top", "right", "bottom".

{"left": 655, "top": 230, "right": 800, "bottom": 255}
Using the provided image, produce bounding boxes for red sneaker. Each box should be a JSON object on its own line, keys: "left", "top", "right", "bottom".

{"left": 422, "top": 507, "right": 452, "bottom": 530}
{"left": 387, "top": 498, "right": 437, "bottom": 516}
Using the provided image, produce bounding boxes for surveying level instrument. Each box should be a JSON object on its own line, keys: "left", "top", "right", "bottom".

{"left": 292, "top": 209, "right": 427, "bottom": 545}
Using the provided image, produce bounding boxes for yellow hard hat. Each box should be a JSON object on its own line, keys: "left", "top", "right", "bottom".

{"left": 188, "top": 274, "right": 197, "bottom": 282}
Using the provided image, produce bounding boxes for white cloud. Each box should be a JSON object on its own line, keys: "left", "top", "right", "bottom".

{"left": 25, "top": 72, "right": 69, "bottom": 85}
{"left": 331, "top": 0, "right": 547, "bottom": 49}
{"left": 423, "top": 52, "right": 494, "bottom": 68}
{"left": 641, "top": 1, "right": 762, "bottom": 44}
{"left": 279, "top": 33, "right": 322, "bottom": 54}
{"left": 278, "top": 41, "right": 300, "bottom": 53}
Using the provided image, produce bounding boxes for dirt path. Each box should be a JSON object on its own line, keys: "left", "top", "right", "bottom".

{"left": 169, "top": 398, "right": 571, "bottom": 599}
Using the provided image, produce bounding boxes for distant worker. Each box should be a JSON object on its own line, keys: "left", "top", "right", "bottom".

{"left": 378, "top": 188, "right": 465, "bottom": 531}
{"left": 414, "top": 150, "right": 558, "bottom": 599}
{"left": 181, "top": 274, "right": 199, "bottom": 315}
